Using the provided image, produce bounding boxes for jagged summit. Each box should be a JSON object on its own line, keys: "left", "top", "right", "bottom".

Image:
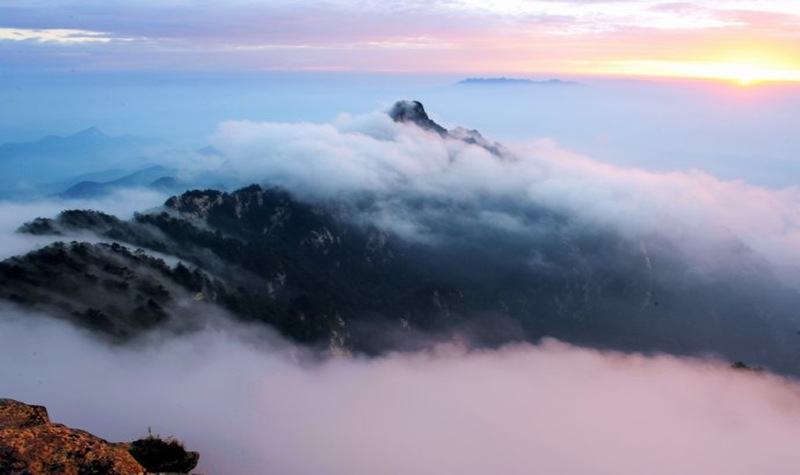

{"left": 389, "top": 100, "right": 507, "bottom": 156}
{"left": 389, "top": 100, "right": 448, "bottom": 136}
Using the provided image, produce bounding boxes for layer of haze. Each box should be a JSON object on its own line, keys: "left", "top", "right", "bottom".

{"left": 2, "top": 72, "right": 800, "bottom": 188}
{"left": 3, "top": 311, "right": 800, "bottom": 474}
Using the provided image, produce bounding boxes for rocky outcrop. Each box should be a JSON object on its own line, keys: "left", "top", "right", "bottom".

{"left": 0, "top": 398, "right": 144, "bottom": 475}
{"left": 389, "top": 100, "right": 506, "bottom": 156}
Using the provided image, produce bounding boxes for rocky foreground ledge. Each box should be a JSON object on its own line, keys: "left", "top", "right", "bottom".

{"left": 0, "top": 398, "right": 198, "bottom": 474}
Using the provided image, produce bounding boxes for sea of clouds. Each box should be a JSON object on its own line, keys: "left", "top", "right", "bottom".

{"left": 3, "top": 310, "right": 800, "bottom": 474}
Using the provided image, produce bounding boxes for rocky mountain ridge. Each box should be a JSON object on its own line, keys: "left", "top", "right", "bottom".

{"left": 2, "top": 101, "right": 800, "bottom": 373}
{"left": 3, "top": 180, "right": 800, "bottom": 370}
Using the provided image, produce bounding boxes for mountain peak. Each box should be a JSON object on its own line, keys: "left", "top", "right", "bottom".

{"left": 389, "top": 100, "right": 447, "bottom": 136}
{"left": 389, "top": 100, "right": 506, "bottom": 156}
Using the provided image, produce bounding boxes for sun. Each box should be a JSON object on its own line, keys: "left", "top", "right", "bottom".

{"left": 725, "top": 63, "right": 799, "bottom": 86}
{"left": 696, "top": 62, "right": 800, "bottom": 85}
{"left": 727, "top": 65, "right": 767, "bottom": 86}
{"left": 602, "top": 59, "right": 800, "bottom": 86}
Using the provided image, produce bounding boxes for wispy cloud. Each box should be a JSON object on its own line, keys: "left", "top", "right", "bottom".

{"left": 0, "top": 27, "right": 117, "bottom": 43}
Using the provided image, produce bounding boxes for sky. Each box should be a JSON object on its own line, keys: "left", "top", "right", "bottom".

{"left": 1, "top": 0, "right": 800, "bottom": 82}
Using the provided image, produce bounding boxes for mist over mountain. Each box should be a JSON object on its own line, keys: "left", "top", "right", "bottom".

{"left": 2, "top": 101, "right": 800, "bottom": 374}
{"left": 57, "top": 165, "right": 185, "bottom": 199}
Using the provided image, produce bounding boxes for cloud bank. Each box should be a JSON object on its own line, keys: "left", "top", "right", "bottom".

{"left": 3, "top": 309, "right": 800, "bottom": 475}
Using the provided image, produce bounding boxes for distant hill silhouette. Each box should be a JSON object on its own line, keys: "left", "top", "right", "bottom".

{"left": 0, "top": 127, "right": 171, "bottom": 198}
{"left": 57, "top": 165, "right": 183, "bottom": 199}
{"left": 457, "top": 77, "right": 578, "bottom": 86}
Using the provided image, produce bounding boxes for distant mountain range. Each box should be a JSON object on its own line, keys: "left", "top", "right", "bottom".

{"left": 0, "top": 127, "right": 162, "bottom": 160}
{"left": 0, "top": 127, "right": 179, "bottom": 199}
{"left": 57, "top": 165, "right": 185, "bottom": 199}
{"left": 457, "top": 77, "right": 578, "bottom": 86}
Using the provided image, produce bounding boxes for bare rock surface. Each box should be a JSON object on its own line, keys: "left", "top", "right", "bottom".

{"left": 0, "top": 398, "right": 144, "bottom": 475}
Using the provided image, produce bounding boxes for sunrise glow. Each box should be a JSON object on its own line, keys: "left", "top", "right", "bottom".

{"left": 2, "top": 0, "right": 800, "bottom": 79}
{"left": 596, "top": 60, "right": 800, "bottom": 85}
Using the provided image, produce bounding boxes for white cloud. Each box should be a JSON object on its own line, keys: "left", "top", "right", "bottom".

{"left": 0, "top": 28, "right": 117, "bottom": 44}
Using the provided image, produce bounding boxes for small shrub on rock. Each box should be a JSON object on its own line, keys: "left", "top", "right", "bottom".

{"left": 128, "top": 432, "right": 199, "bottom": 473}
